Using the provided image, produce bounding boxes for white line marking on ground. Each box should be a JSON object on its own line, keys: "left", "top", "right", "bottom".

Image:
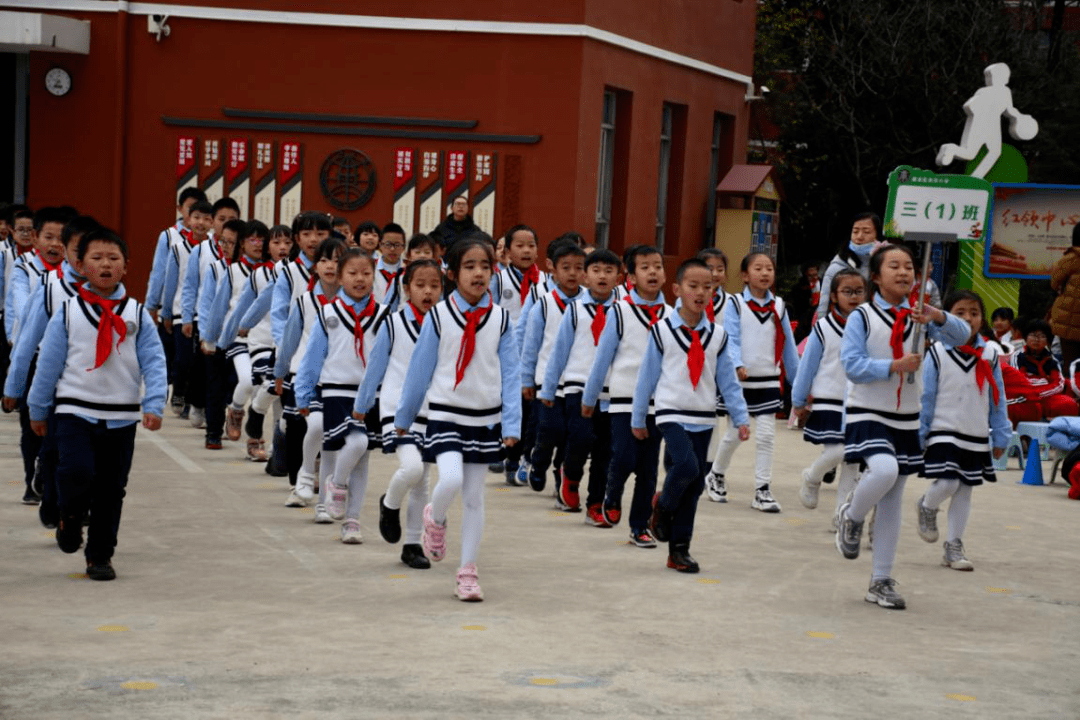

{"left": 139, "top": 429, "right": 203, "bottom": 474}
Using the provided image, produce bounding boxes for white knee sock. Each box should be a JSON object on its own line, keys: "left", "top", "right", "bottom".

{"left": 459, "top": 463, "right": 486, "bottom": 566}
{"left": 230, "top": 354, "right": 254, "bottom": 409}
{"left": 301, "top": 411, "right": 323, "bottom": 477}
{"left": 386, "top": 443, "right": 425, "bottom": 509}
{"left": 947, "top": 483, "right": 972, "bottom": 541}
{"left": 318, "top": 449, "right": 336, "bottom": 504}
{"left": 432, "top": 452, "right": 465, "bottom": 524}
{"left": 835, "top": 462, "right": 860, "bottom": 513}
{"left": 342, "top": 448, "right": 370, "bottom": 520}
{"left": 404, "top": 464, "right": 431, "bottom": 545}
{"left": 923, "top": 478, "right": 959, "bottom": 509}
{"left": 808, "top": 444, "right": 845, "bottom": 483}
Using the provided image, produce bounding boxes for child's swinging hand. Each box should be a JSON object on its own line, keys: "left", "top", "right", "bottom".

{"left": 142, "top": 414, "right": 162, "bottom": 431}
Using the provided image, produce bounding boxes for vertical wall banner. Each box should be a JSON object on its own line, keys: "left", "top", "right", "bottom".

{"left": 200, "top": 138, "right": 224, "bottom": 205}
{"left": 470, "top": 152, "right": 497, "bottom": 235}
{"left": 252, "top": 141, "right": 277, "bottom": 227}
{"left": 278, "top": 142, "right": 303, "bottom": 225}
{"left": 392, "top": 147, "right": 416, "bottom": 237}
{"left": 444, "top": 150, "right": 469, "bottom": 214}
{"left": 417, "top": 150, "right": 443, "bottom": 234}
{"left": 225, "top": 138, "right": 251, "bottom": 219}
{"left": 175, "top": 136, "right": 197, "bottom": 206}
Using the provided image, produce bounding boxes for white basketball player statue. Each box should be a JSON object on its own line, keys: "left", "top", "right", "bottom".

{"left": 935, "top": 62, "right": 1038, "bottom": 178}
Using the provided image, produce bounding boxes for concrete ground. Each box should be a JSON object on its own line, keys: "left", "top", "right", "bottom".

{"left": 0, "top": 409, "right": 1077, "bottom": 719}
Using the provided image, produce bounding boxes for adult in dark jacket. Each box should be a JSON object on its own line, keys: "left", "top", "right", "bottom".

{"left": 430, "top": 196, "right": 480, "bottom": 250}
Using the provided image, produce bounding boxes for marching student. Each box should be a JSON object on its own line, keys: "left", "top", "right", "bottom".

{"left": 520, "top": 242, "right": 586, "bottom": 495}
{"left": 634, "top": 258, "right": 749, "bottom": 573}
{"left": 834, "top": 244, "right": 969, "bottom": 610}
{"left": 696, "top": 247, "right": 732, "bottom": 324}
{"left": 793, "top": 269, "right": 866, "bottom": 518}
{"left": 294, "top": 248, "right": 385, "bottom": 543}
{"left": 705, "top": 252, "right": 799, "bottom": 512}
{"left": 271, "top": 212, "right": 329, "bottom": 346}
{"left": 395, "top": 235, "right": 521, "bottom": 601}
{"left": 3, "top": 215, "right": 98, "bottom": 525}
{"left": 373, "top": 222, "right": 406, "bottom": 311}
{"left": 355, "top": 221, "right": 381, "bottom": 257}
{"left": 274, "top": 236, "right": 347, "bottom": 510}
{"left": 354, "top": 258, "right": 443, "bottom": 567}
{"left": 404, "top": 233, "right": 439, "bottom": 263}
{"left": 539, "top": 249, "right": 620, "bottom": 522}
{"left": 917, "top": 290, "right": 1010, "bottom": 571}
{"left": 27, "top": 228, "right": 167, "bottom": 580}
{"left": 582, "top": 245, "right": 670, "bottom": 546}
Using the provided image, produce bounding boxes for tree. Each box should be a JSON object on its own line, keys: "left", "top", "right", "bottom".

{"left": 755, "top": 0, "right": 1080, "bottom": 264}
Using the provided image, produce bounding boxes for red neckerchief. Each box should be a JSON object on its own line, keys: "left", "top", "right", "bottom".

{"left": 380, "top": 267, "right": 402, "bottom": 287}
{"left": 452, "top": 293, "right": 492, "bottom": 389}
{"left": 519, "top": 264, "right": 540, "bottom": 304}
{"left": 683, "top": 325, "right": 705, "bottom": 389}
{"left": 590, "top": 303, "right": 608, "bottom": 345}
{"left": 35, "top": 251, "right": 62, "bottom": 273}
{"left": 14, "top": 243, "right": 32, "bottom": 255}
{"left": 179, "top": 228, "right": 195, "bottom": 247}
{"left": 705, "top": 294, "right": 717, "bottom": 323}
{"left": 625, "top": 295, "right": 663, "bottom": 325}
{"left": 830, "top": 308, "right": 848, "bottom": 327}
{"left": 887, "top": 306, "right": 913, "bottom": 409}
{"left": 239, "top": 255, "right": 271, "bottom": 270}
{"left": 747, "top": 297, "right": 784, "bottom": 365}
{"left": 340, "top": 296, "right": 376, "bottom": 365}
{"left": 552, "top": 293, "right": 568, "bottom": 313}
{"left": 408, "top": 302, "right": 426, "bottom": 326}
{"left": 77, "top": 286, "right": 127, "bottom": 370}
{"left": 955, "top": 344, "right": 999, "bottom": 405}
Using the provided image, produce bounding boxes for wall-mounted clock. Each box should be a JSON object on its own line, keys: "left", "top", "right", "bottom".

{"left": 45, "top": 68, "right": 72, "bottom": 97}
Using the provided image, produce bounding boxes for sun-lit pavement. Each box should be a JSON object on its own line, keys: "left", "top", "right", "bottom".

{"left": 1, "top": 409, "right": 1076, "bottom": 719}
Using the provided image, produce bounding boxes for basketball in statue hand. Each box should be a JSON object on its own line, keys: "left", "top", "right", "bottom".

{"left": 1010, "top": 114, "right": 1038, "bottom": 141}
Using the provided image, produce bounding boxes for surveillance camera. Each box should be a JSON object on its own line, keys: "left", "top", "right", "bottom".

{"left": 152, "top": 14, "right": 165, "bottom": 23}
{"left": 761, "top": 85, "right": 771, "bottom": 95}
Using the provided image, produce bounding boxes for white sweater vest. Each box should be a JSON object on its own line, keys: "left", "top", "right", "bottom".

{"left": 651, "top": 318, "right": 728, "bottom": 427}
{"left": 925, "top": 341, "right": 999, "bottom": 452}
{"left": 844, "top": 303, "right": 920, "bottom": 430}
{"left": 378, "top": 309, "right": 428, "bottom": 422}
{"left": 317, "top": 298, "right": 387, "bottom": 397}
{"left": 561, "top": 299, "right": 609, "bottom": 394}
{"left": 606, "top": 299, "right": 671, "bottom": 414}
{"left": 808, "top": 312, "right": 848, "bottom": 404}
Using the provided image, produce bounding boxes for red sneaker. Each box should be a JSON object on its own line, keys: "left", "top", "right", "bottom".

{"left": 557, "top": 473, "right": 580, "bottom": 511}
{"left": 585, "top": 503, "right": 611, "bottom": 527}
{"left": 602, "top": 501, "right": 621, "bottom": 526}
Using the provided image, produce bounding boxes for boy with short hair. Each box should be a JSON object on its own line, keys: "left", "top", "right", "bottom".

{"left": 146, "top": 187, "right": 206, "bottom": 319}
{"left": 521, "top": 242, "right": 586, "bottom": 495}
{"left": 0, "top": 205, "right": 33, "bottom": 389}
{"left": 633, "top": 258, "right": 749, "bottom": 573}
{"left": 332, "top": 217, "right": 353, "bottom": 245}
{"left": 582, "top": 246, "right": 670, "bottom": 545}
{"left": 28, "top": 228, "right": 167, "bottom": 580}
{"left": 374, "top": 222, "right": 406, "bottom": 310}
{"left": 6, "top": 206, "right": 70, "bottom": 343}
{"left": 539, "top": 248, "right": 620, "bottom": 519}
{"left": 404, "top": 233, "right": 439, "bottom": 263}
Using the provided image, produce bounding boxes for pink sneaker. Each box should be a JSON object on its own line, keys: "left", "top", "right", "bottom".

{"left": 421, "top": 504, "right": 446, "bottom": 562}
{"left": 326, "top": 482, "right": 347, "bottom": 520}
{"left": 454, "top": 563, "right": 484, "bottom": 601}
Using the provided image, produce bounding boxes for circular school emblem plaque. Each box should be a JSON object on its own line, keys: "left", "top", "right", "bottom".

{"left": 125, "top": 321, "right": 137, "bottom": 336}
{"left": 326, "top": 316, "right": 340, "bottom": 329}
{"left": 502, "top": 288, "right": 514, "bottom": 300}
{"left": 320, "top": 149, "right": 377, "bottom": 211}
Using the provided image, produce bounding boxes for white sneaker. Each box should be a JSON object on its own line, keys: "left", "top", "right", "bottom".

{"left": 189, "top": 406, "right": 206, "bottom": 429}
{"left": 705, "top": 471, "right": 727, "bottom": 503}
{"left": 799, "top": 469, "right": 820, "bottom": 509}
{"left": 752, "top": 485, "right": 782, "bottom": 513}
{"left": 313, "top": 504, "right": 333, "bottom": 524}
{"left": 296, "top": 472, "right": 316, "bottom": 501}
{"left": 340, "top": 519, "right": 363, "bottom": 544}
{"left": 285, "top": 488, "right": 305, "bottom": 507}
{"left": 326, "top": 482, "right": 347, "bottom": 520}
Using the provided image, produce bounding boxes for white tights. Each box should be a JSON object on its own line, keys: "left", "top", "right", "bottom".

{"left": 332, "top": 431, "right": 371, "bottom": 520}
{"left": 230, "top": 353, "right": 254, "bottom": 411}
{"left": 432, "top": 452, "right": 486, "bottom": 567}
{"left": 846, "top": 453, "right": 907, "bottom": 582}
{"left": 922, "top": 479, "right": 972, "bottom": 542}
{"left": 806, "top": 444, "right": 861, "bottom": 513}
{"left": 302, "top": 411, "right": 323, "bottom": 478}
{"left": 712, "top": 414, "right": 776, "bottom": 489}
{"left": 385, "top": 443, "right": 431, "bottom": 545}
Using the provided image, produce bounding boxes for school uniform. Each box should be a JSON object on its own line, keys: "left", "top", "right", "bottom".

{"left": 0, "top": 239, "right": 33, "bottom": 385}
{"left": 490, "top": 263, "right": 547, "bottom": 324}
{"left": 145, "top": 222, "right": 185, "bottom": 315}
{"left": 920, "top": 338, "right": 1010, "bottom": 485}
{"left": 539, "top": 290, "right": 615, "bottom": 508}
{"left": 633, "top": 306, "right": 748, "bottom": 549}
{"left": 294, "top": 292, "right": 386, "bottom": 451}
{"left": 791, "top": 310, "right": 849, "bottom": 445}
{"left": 27, "top": 283, "right": 167, "bottom": 567}
{"left": 723, "top": 288, "right": 799, "bottom": 416}
{"left": 520, "top": 285, "right": 580, "bottom": 483}
{"left": 373, "top": 258, "right": 404, "bottom": 312}
{"left": 6, "top": 251, "right": 56, "bottom": 343}
{"left": 161, "top": 231, "right": 208, "bottom": 408}
{"left": 582, "top": 289, "right": 671, "bottom": 531}
{"left": 197, "top": 254, "right": 234, "bottom": 441}
{"left": 217, "top": 263, "right": 278, "bottom": 386}
{"left": 271, "top": 256, "right": 315, "bottom": 345}
{"left": 396, "top": 290, "right": 521, "bottom": 464}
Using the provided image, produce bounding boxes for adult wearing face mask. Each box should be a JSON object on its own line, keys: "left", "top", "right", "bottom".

{"left": 814, "top": 212, "right": 881, "bottom": 320}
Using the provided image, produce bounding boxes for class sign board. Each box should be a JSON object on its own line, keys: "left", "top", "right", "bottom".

{"left": 884, "top": 166, "right": 992, "bottom": 242}
{"left": 985, "top": 183, "right": 1080, "bottom": 279}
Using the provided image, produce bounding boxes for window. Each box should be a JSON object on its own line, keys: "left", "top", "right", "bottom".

{"left": 655, "top": 104, "right": 673, "bottom": 250}
{"left": 704, "top": 113, "right": 734, "bottom": 248}
{"left": 595, "top": 91, "right": 616, "bottom": 248}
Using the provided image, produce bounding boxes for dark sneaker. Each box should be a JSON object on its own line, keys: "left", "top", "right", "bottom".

{"left": 648, "top": 493, "right": 672, "bottom": 544}
{"left": 22, "top": 487, "right": 41, "bottom": 505}
{"left": 667, "top": 545, "right": 700, "bottom": 573}
{"left": 630, "top": 528, "right": 657, "bottom": 548}
{"left": 835, "top": 501, "right": 863, "bottom": 560}
{"left": 515, "top": 461, "right": 531, "bottom": 487}
{"left": 557, "top": 474, "right": 580, "bottom": 512}
{"left": 504, "top": 462, "right": 524, "bottom": 486}
{"left": 378, "top": 494, "right": 402, "bottom": 544}
{"left": 488, "top": 460, "right": 505, "bottom": 474}
{"left": 170, "top": 394, "right": 186, "bottom": 416}
{"left": 86, "top": 560, "right": 116, "bottom": 581}
{"left": 865, "top": 577, "right": 906, "bottom": 609}
{"left": 528, "top": 466, "right": 546, "bottom": 493}
{"left": 56, "top": 515, "right": 83, "bottom": 554}
{"left": 205, "top": 437, "right": 223, "bottom": 450}
{"left": 400, "top": 543, "right": 431, "bottom": 569}
{"left": 602, "top": 500, "right": 622, "bottom": 526}
{"left": 822, "top": 468, "right": 836, "bottom": 484}
{"left": 39, "top": 501, "right": 59, "bottom": 529}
